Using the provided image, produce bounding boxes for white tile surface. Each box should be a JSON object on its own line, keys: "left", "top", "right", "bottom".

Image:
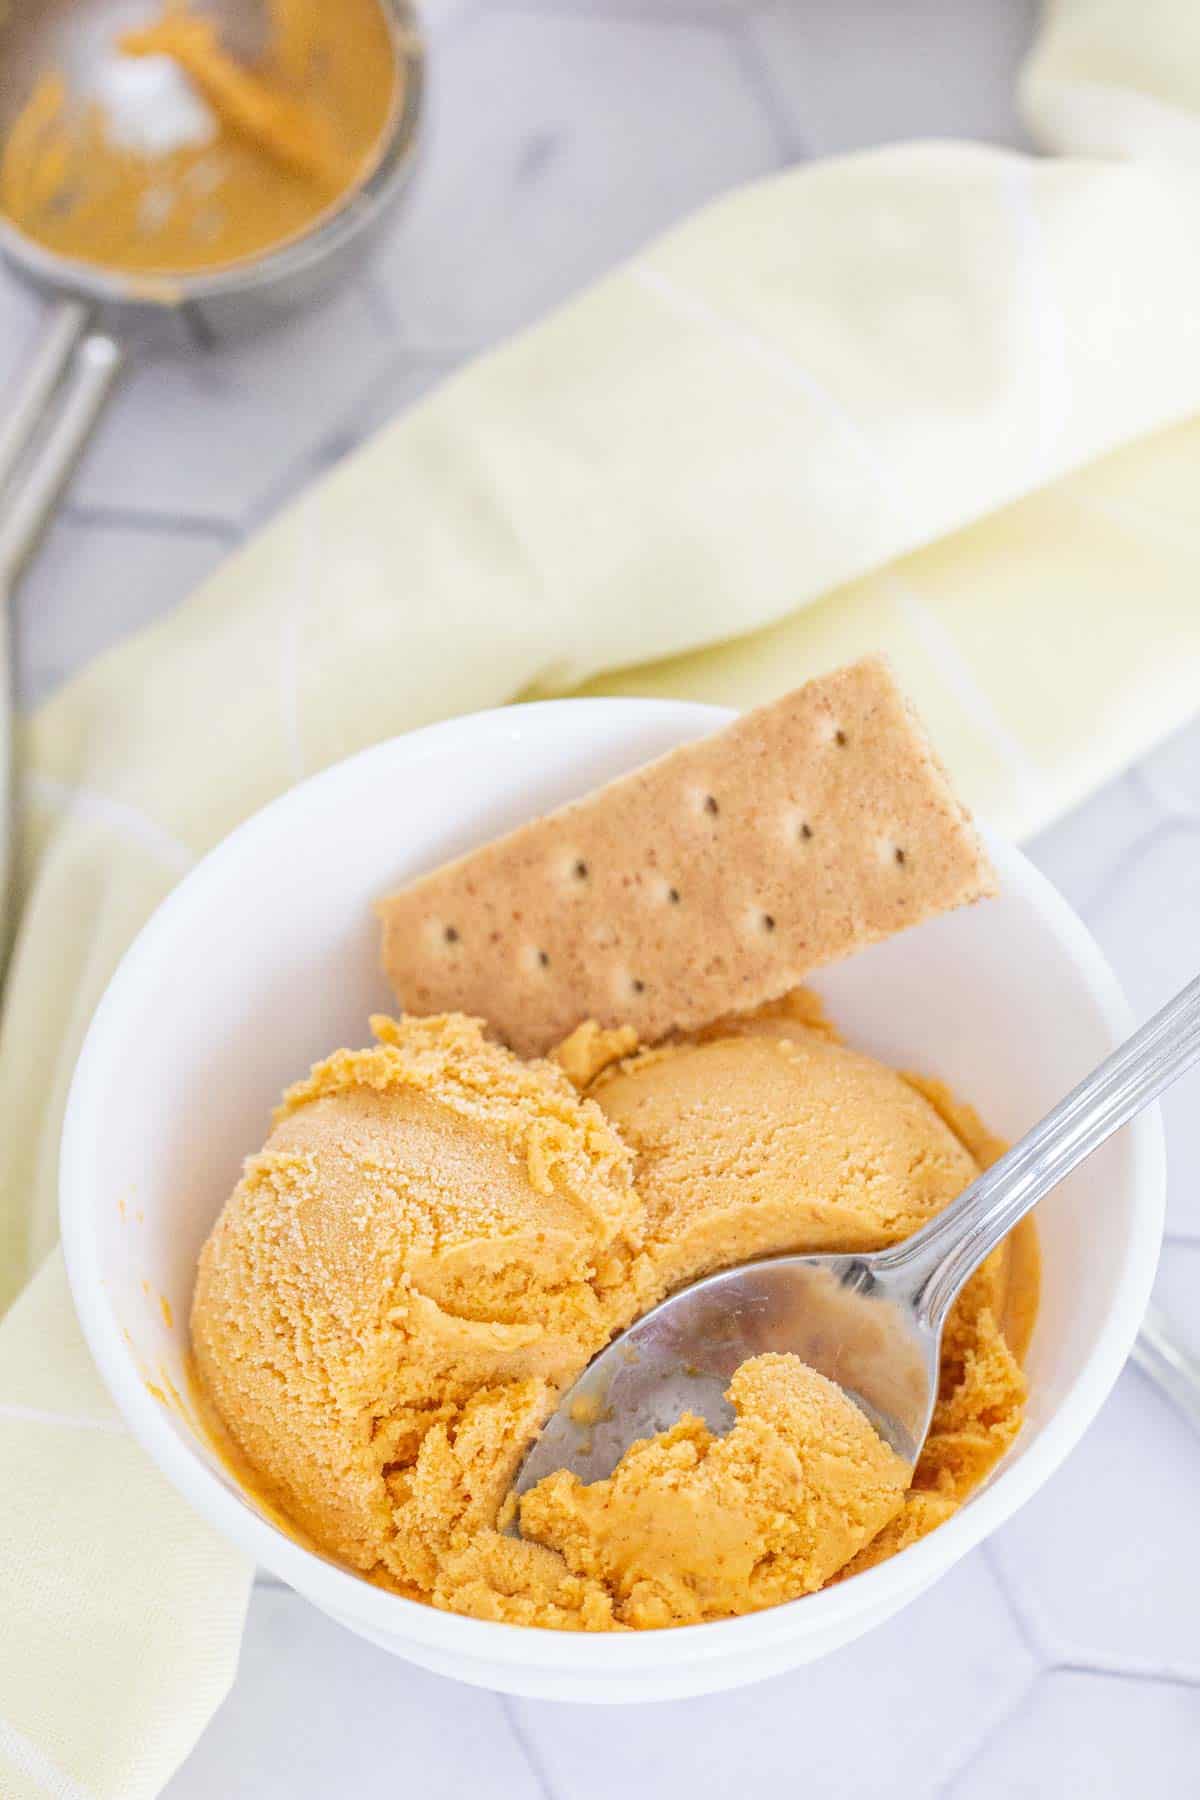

{"left": 1027, "top": 719, "right": 1200, "bottom": 1242}
{"left": 66, "top": 280, "right": 398, "bottom": 527}
{"left": 511, "top": 1556, "right": 1034, "bottom": 1800}
{"left": 748, "top": 0, "right": 1037, "bottom": 157}
{"left": 1140, "top": 709, "right": 1200, "bottom": 819}
{"left": 243, "top": 351, "right": 458, "bottom": 527}
{"left": 5, "top": 1, "right": 1200, "bottom": 1794}
{"left": 162, "top": 1589, "right": 541, "bottom": 1800}
{"left": 365, "top": 9, "right": 784, "bottom": 348}
{"left": 14, "top": 514, "right": 232, "bottom": 708}
{"left": 985, "top": 1351, "right": 1200, "bottom": 1680}
{"left": 950, "top": 1669, "right": 1200, "bottom": 1798}
{"left": 0, "top": 276, "right": 46, "bottom": 401}
{"left": 1023, "top": 770, "right": 1161, "bottom": 921}
{"left": 1153, "top": 1241, "right": 1200, "bottom": 1360}
{"left": 1067, "top": 808, "right": 1200, "bottom": 1241}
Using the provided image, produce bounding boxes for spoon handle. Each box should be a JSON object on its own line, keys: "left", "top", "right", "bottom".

{"left": 888, "top": 972, "right": 1200, "bottom": 1330}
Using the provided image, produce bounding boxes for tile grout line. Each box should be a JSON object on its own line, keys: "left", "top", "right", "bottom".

{"left": 979, "top": 1540, "right": 1047, "bottom": 1665}
{"left": 237, "top": 348, "right": 470, "bottom": 533}
{"left": 58, "top": 502, "right": 243, "bottom": 544}
{"left": 1130, "top": 762, "right": 1200, "bottom": 832}
{"left": 940, "top": 1657, "right": 1200, "bottom": 1798}
{"left": 1075, "top": 811, "right": 1200, "bottom": 928}
{"left": 926, "top": 1545, "right": 1045, "bottom": 1795}
{"left": 496, "top": 1694, "right": 562, "bottom": 1800}
{"left": 934, "top": 1667, "right": 1042, "bottom": 1800}
{"left": 724, "top": 10, "right": 814, "bottom": 164}
{"left": 1049, "top": 1659, "right": 1200, "bottom": 1692}
{"left": 333, "top": 347, "right": 468, "bottom": 441}
{"left": 985, "top": 1535, "right": 1200, "bottom": 1692}
{"left": 355, "top": 269, "right": 402, "bottom": 339}
{"left": 347, "top": 271, "right": 480, "bottom": 364}
{"left": 933, "top": 1666, "right": 1041, "bottom": 1800}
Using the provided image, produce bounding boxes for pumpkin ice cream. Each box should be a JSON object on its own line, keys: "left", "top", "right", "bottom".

{"left": 519, "top": 1355, "right": 910, "bottom": 1630}
{"left": 191, "top": 999, "right": 1036, "bottom": 1629}
{"left": 191, "top": 1012, "right": 643, "bottom": 1601}
{"left": 0, "top": 0, "right": 400, "bottom": 277}
{"left": 571, "top": 996, "right": 1037, "bottom": 1588}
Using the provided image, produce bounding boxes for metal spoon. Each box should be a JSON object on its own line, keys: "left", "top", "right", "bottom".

{"left": 514, "top": 972, "right": 1200, "bottom": 1503}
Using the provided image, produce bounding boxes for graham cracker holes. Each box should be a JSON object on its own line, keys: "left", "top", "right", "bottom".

{"left": 743, "top": 905, "right": 778, "bottom": 940}
{"left": 426, "top": 920, "right": 461, "bottom": 951}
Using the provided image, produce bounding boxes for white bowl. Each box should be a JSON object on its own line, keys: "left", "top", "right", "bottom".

{"left": 60, "top": 699, "right": 1165, "bottom": 1703}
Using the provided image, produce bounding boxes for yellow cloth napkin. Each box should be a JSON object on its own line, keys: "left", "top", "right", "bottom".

{"left": 5, "top": 1, "right": 1200, "bottom": 1792}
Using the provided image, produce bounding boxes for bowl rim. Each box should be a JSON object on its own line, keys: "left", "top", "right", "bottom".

{"left": 60, "top": 696, "right": 1166, "bottom": 1670}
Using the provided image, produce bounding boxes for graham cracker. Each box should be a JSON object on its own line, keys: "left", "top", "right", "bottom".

{"left": 377, "top": 657, "right": 996, "bottom": 1056}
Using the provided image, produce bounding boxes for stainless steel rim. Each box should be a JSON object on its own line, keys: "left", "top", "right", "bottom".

{"left": 0, "top": 0, "right": 425, "bottom": 310}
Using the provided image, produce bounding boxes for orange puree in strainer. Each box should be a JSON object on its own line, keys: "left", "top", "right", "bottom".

{"left": 0, "top": 0, "right": 400, "bottom": 278}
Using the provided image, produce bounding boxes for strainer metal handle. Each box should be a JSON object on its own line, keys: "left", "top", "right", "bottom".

{"left": 0, "top": 302, "right": 124, "bottom": 590}
{"left": 0, "top": 299, "right": 90, "bottom": 494}
{"left": 0, "top": 301, "right": 123, "bottom": 966}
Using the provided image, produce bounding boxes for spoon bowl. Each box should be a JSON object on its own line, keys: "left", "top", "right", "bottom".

{"left": 514, "top": 1253, "right": 935, "bottom": 1499}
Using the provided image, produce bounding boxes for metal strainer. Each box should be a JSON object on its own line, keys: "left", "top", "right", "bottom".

{"left": 0, "top": 0, "right": 424, "bottom": 941}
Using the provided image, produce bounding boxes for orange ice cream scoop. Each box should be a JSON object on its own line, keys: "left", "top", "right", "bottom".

{"left": 191, "top": 1013, "right": 641, "bottom": 1588}
{"left": 519, "top": 1353, "right": 910, "bottom": 1628}
{"left": 590, "top": 1003, "right": 983, "bottom": 1303}
{"left": 191, "top": 995, "right": 1035, "bottom": 1629}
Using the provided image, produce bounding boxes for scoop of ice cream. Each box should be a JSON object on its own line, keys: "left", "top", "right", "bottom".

{"left": 520, "top": 1353, "right": 910, "bottom": 1628}
{"left": 580, "top": 1000, "right": 1033, "bottom": 1570}
{"left": 590, "top": 1002, "right": 982, "bottom": 1304}
{"left": 191, "top": 1013, "right": 640, "bottom": 1586}
{"left": 192, "top": 995, "right": 1035, "bottom": 1626}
